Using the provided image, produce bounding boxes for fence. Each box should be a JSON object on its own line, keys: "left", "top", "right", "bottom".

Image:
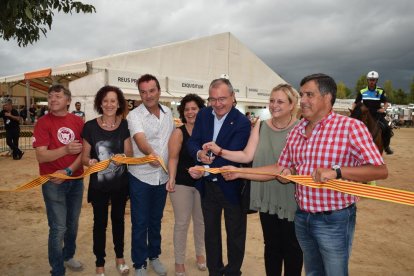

{"left": 0, "top": 125, "right": 34, "bottom": 153}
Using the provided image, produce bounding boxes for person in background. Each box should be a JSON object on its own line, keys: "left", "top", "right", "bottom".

{"left": 353, "top": 70, "right": 393, "bottom": 154}
{"left": 127, "top": 74, "right": 175, "bottom": 276}
{"left": 204, "top": 83, "right": 303, "bottom": 276}
{"left": 0, "top": 99, "right": 24, "bottom": 160}
{"left": 39, "top": 106, "right": 48, "bottom": 117}
{"left": 72, "top": 102, "right": 86, "bottom": 122}
{"left": 32, "top": 84, "right": 85, "bottom": 276}
{"left": 221, "top": 74, "right": 388, "bottom": 276}
{"left": 19, "top": 106, "right": 28, "bottom": 123}
{"left": 81, "top": 85, "right": 132, "bottom": 276}
{"left": 29, "top": 104, "right": 37, "bottom": 123}
{"left": 166, "top": 94, "right": 206, "bottom": 276}
{"left": 187, "top": 78, "right": 251, "bottom": 276}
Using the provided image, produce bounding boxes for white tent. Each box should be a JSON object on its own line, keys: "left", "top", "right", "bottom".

{"left": 68, "top": 32, "right": 288, "bottom": 120}
{"left": 1, "top": 32, "right": 289, "bottom": 120}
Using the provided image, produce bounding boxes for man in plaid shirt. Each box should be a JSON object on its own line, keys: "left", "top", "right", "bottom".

{"left": 221, "top": 73, "right": 388, "bottom": 276}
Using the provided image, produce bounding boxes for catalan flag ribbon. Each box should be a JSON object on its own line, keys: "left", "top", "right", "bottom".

{"left": 0, "top": 155, "right": 167, "bottom": 192}
{"left": 197, "top": 167, "right": 414, "bottom": 207}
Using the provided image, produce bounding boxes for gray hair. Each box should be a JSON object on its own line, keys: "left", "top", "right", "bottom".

{"left": 48, "top": 84, "right": 72, "bottom": 101}
{"left": 209, "top": 78, "right": 234, "bottom": 95}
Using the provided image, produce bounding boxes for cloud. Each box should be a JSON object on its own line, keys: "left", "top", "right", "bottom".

{"left": 1, "top": 0, "right": 413, "bottom": 91}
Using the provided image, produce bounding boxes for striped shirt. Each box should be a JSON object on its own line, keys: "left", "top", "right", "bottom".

{"left": 278, "top": 111, "right": 384, "bottom": 212}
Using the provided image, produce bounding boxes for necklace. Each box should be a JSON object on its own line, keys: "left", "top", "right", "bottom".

{"left": 101, "top": 117, "right": 117, "bottom": 128}
{"left": 271, "top": 114, "right": 293, "bottom": 130}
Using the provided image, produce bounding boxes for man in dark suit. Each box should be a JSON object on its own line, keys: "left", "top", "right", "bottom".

{"left": 188, "top": 78, "right": 251, "bottom": 276}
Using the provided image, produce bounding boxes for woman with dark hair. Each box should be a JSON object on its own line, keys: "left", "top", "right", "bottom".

{"left": 167, "top": 94, "right": 206, "bottom": 276}
{"left": 81, "top": 85, "right": 132, "bottom": 276}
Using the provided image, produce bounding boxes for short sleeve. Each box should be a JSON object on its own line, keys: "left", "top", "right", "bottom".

{"left": 349, "top": 120, "right": 384, "bottom": 165}
{"left": 120, "top": 119, "right": 130, "bottom": 141}
{"left": 81, "top": 120, "right": 94, "bottom": 145}
{"left": 127, "top": 109, "right": 144, "bottom": 136}
{"left": 33, "top": 119, "right": 50, "bottom": 148}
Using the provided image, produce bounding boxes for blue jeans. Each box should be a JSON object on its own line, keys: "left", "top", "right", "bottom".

{"left": 129, "top": 173, "right": 167, "bottom": 268}
{"left": 294, "top": 205, "right": 356, "bottom": 276}
{"left": 42, "top": 179, "right": 84, "bottom": 276}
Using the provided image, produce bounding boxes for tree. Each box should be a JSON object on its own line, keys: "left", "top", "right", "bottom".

{"left": 409, "top": 76, "right": 414, "bottom": 103}
{"left": 383, "top": 80, "right": 394, "bottom": 103}
{"left": 393, "top": 89, "right": 408, "bottom": 104}
{"left": 337, "top": 81, "right": 352, "bottom": 99}
{"left": 354, "top": 75, "right": 366, "bottom": 96}
{"left": 0, "top": 0, "right": 95, "bottom": 47}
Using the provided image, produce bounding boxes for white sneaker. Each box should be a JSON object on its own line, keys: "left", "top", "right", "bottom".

{"left": 64, "top": 258, "right": 83, "bottom": 271}
{"left": 149, "top": 258, "right": 167, "bottom": 275}
{"left": 135, "top": 267, "right": 147, "bottom": 276}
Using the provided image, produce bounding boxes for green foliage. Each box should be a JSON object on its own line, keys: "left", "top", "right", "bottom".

{"left": 383, "top": 80, "right": 394, "bottom": 102}
{"left": 354, "top": 75, "right": 366, "bottom": 95}
{"left": 409, "top": 76, "right": 414, "bottom": 103}
{"left": 0, "top": 0, "right": 95, "bottom": 47}
{"left": 393, "top": 89, "right": 408, "bottom": 104}
{"left": 336, "top": 81, "right": 353, "bottom": 99}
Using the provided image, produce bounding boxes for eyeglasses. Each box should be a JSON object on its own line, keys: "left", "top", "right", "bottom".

{"left": 207, "top": 97, "right": 229, "bottom": 104}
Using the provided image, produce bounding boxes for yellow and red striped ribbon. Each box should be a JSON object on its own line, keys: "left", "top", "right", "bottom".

{"left": 0, "top": 155, "right": 167, "bottom": 192}
{"left": 2, "top": 158, "right": 414, "bottom": 208}
{"left": 198, "top": 167, "right": 414, "bottom": 207}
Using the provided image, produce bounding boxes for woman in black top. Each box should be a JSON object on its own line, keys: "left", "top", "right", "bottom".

{"left": 81, "top": 85, "right": 132, "bottom": 276}
{"left": 167, "top": 94, "right": 206, "bottom": 276}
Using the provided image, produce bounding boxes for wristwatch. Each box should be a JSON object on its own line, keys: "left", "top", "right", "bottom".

{"left": 332, "top": 165, "right": 342, "bottom": 179}
{"left": 64, "top": 167, "right": 73, "bottom": 176}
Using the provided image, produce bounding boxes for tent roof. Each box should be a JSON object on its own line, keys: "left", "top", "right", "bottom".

{"left": 1, "top": 73, "right": 25, "bottom": 83}
{"left": 1, "top": 32, "right": 289, "bottom": 102}
{"left": 51, "top": 61, "right": 88, "bottom": 76}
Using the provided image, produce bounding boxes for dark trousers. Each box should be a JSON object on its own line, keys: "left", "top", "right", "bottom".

{"left": 90, "top": 186, "right": 129, "bottom": 267}
{"left": 260, "top": 212, "right": 303, "bottom": 276}
{"left": 202, "top": 181, "right": 246, "bottom": 276}
{"left": 129, "top": 174, "right": 168, "bottom": 268}
{"left": 6, "top": 128, "right": 21, "bottom": 159}
{"left": 378, "top": 116, "right": 392, "bottom": 148}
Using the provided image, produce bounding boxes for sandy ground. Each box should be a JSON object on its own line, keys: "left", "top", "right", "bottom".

{"left": 0, "top": 128, "right": 413, "bottom": 276}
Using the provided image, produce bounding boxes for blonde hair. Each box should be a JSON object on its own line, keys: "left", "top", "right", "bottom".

{"left": 270, "top": 83, "right": 299, "bottom": 115}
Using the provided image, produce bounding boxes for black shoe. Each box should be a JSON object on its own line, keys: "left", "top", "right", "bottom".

{"left": 385, "top": 147, "right": 393, "bottom": 155}
{"left": 17, "top": 151, "right": 24, "bottom": 160}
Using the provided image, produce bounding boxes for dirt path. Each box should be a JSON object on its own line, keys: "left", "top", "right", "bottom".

{"left": 0, "top": 128, "right": 413, "bottom": 275}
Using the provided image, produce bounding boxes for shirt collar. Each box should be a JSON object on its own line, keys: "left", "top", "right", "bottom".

{"left": 297, "top": 110, "right": 336, "bottom": 135}
{"left": 211, "top": 108, "right": 230, "bottom": 121}
{"left": 141, "top": 103, "right": 166, "bottom": 116}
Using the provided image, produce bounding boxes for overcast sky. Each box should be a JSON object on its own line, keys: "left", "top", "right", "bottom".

{"left": 1, "top": 0, "right": 414, "bottom": 92}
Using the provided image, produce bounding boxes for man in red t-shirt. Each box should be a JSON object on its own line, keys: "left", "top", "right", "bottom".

{"left": 32, "top": 84, "right": 85, "bottom": 276}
